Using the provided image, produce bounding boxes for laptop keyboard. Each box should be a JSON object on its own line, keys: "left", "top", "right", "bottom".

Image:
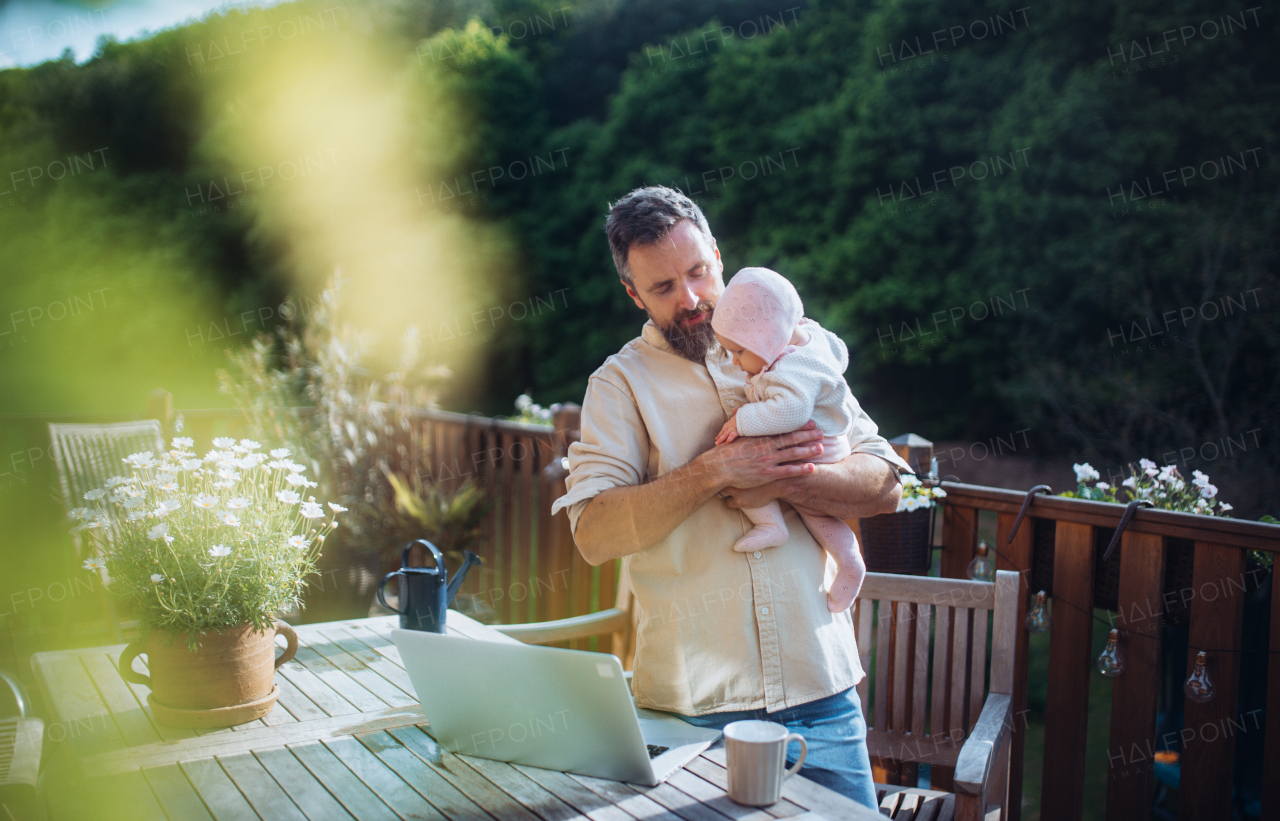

{"left": 646, "top": 745, "right": 670, "bottom": 759}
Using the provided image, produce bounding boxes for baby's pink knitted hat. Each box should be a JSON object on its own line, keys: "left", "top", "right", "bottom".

{"left": 711, "top": 267, "right": 804, "bottom": 365}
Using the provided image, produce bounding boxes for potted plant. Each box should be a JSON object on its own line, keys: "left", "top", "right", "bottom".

{"left": 74, "top": 436, "right": 341, "bottom": 727}
{"left": 859, "top": 474, "right": 946, "bottom": 575}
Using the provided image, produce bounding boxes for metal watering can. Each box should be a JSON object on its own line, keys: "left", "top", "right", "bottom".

{"left": 378, "top": 540, "right": 483, "bottom": 632}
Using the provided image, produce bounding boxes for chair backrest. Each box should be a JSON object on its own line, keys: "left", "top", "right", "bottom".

{"left": 854, "top": 569, "right": 1019, "bottom": 768}
{"left": 48, "top": 421, "right": 166, "bottom": 514}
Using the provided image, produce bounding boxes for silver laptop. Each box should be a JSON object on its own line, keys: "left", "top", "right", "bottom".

{"left": 391, "top": 628, "right": 721, "bottom": 785}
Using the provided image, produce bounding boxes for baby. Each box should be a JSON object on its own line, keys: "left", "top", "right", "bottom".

{"left": 711, "top": 267, "right": 865, "bottom": 613}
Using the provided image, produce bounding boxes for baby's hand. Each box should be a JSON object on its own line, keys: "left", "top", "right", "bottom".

{"left": 715, "top": 412, "right": 740, "bottom": 445}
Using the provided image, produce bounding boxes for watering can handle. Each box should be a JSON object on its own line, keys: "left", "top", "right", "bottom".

{"left": 377, "top": 572, "right": 404, "bottom": 614}
{"left": 402, "top": 539, "right": 444, "bottom": 571}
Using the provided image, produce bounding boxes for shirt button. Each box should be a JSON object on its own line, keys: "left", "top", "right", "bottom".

{"left": 753, "top": 551, "right": 762, "bottom": 559}
{"left": 760, "top": 606, "right": 769, "bottom": 616}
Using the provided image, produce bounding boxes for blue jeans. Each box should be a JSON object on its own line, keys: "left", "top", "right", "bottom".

{"left": 671, "top": 686, "right": 878, "bottom": 810}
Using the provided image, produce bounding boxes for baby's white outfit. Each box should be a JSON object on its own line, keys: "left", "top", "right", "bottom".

{"left": 712, "top": 267, "right": 866, "bottom": 613}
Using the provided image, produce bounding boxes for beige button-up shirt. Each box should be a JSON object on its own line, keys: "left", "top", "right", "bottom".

{"left": 551, "top": 321, "right": 910, "bottom": 715}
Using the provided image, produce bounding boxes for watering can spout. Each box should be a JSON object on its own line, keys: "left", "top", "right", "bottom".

{"left": 446, "top": 550, "right": 483, "bottom": 605}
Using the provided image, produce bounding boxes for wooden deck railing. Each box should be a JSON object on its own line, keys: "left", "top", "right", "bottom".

{"left": 937, "top": 482, "right": 1278, "bottom": 821}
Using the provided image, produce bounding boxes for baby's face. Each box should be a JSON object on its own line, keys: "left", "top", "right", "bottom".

{"left": 715, "top": 333, "right": 768, "bottom": 375}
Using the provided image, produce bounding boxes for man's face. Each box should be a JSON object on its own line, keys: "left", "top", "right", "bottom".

{"left": 623, "top": 220, "right": 725, "bottom": 361}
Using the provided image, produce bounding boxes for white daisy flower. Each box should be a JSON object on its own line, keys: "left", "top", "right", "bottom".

{"left": 171, "top": 437, "right": 194, "bottom": 449}
{"left": 83, "top": 488, "right": 107, "bottom": 501}
{"left": 1072, "top": 463, "right": 1100, "bottom": 483}
{"left": 270, "top": 448, "right": 290, "bottom": 459}
{"left": 299, "top": 501, "right": 324, "bottom": 519}
{"left": 209, "top": 544, "right": 232, "bottom": 558}
{"left": 147, "top": 522, "right": 171, "bottom": 542}
{"left": 153, "top": 499, "right": 182, "bottom": 517}
{"left": 83, "top": 557, "right": 106, "bottom": 571}
{"left": 193, "top": 493, "right": 218, "bottom": 509}
{"left": 124, "top": 452, "right": 157, "bottom": 469}
{"left": 213, "top": 437, "right": 236, "bottom": 449}
{"left": 239, "top": 439, "right": 262, "bottom": 451}
{"left": 181, "top": 459, "right": 203, "bottom": 471}
{"left": 126, "top": 510, "right": 147, "bottom": 521}
{"left": 276, "top": 489, "right": 301, "bottom": 504}
{"left": 212, "top": 479, "right": 235, "bottom": 490}
{"left": 286, "top": 462, "right": 306, "bottom": 473}
{"left": 327, "top": 502, "right": 347, "bottom": 512}
{"left": 225, "top": 497, "right": 250, "bottom": 510}
{"left": 1139, "top": 458, "right": 1157, "bottom": 471}
{"left": 287, "top": 535, "right": 311, "bottom": 550}
{"left": 104, "top": 476, "right": 129, "bottom": 488}
{"left": 1199, "top": 483, "right": 1217, "bottom": 499}
{"left": 267, "top": 459, "right": 292, "bottom": 471}
{"left": 217, "top": 511, "right": 241, "bottom": 527}
{"left": 150, "top": 574, "right": 164, "bottom": 584}
{"left": 285, "top": 473, "right": 309, "bottom": 486}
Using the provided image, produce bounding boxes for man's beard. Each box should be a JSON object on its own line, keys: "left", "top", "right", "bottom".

{"left": 653, "top": 301, "right": 718, "bottom": 362}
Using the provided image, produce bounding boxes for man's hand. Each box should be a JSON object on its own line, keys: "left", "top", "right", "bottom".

{"left": 573, "top": 423, "right": 825, "bottom": 566}
{"left": 720, "top": 447, "right": 902, "bottom": 520}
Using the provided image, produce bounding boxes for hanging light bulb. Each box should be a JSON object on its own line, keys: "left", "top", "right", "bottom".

{"left": 1025, "top": 590, "right": 1050, "bottom": 633}
{"left": 966, "top": 542, "right": 995, "bottom": 582}
{"left": 1184, "top": 651, "right": 1215, "bottom": 703}
{"left": 1097, "top": 629, "right": 1125, "bottom": 677}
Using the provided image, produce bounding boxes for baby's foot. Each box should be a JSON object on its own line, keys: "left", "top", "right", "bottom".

{"left": 733, "top": 524, "right": 788, "bottom": 552}
{"left": 826, "top": 565, "right": 864, "bottom": 613}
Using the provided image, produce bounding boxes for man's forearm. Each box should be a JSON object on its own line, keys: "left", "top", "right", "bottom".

{"left": 772, "top": 452, "right": 901, "bottom": 519}
{"left": 572, "top": 459, "right": 723, "bottom": 566}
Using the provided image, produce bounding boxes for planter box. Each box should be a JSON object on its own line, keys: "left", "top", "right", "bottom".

{"left": 859, "top": 508, "right": 933, "bottom": 575}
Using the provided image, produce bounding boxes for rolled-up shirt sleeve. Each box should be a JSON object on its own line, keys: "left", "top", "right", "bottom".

{"left": 549, "top": 374, "right": 650, "bottom": 535}
{"left": 845, "top": 393, "right": 912, "bottom": 475}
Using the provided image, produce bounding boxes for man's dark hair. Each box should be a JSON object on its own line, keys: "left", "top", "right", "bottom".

{"left": 605, "top": 186, "right": 713, "bottom": 285}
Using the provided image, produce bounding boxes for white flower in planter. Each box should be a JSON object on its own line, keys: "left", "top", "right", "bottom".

{"left": 209, "top": 545, "right": 232, "bottom": 558}
{"left": 1072, "top": 463, "right": 1100, "bottom": 483}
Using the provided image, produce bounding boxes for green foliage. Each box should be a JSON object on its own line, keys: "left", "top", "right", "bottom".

{"left": 383, "top": 471, "right": 493, "bottom": 561}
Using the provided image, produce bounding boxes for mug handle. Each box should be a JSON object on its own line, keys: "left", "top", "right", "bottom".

{"left": 118, "top": 640, "right": 149, "bottom": 686}
{"left": 273, "top": 620, "right": 299, "bottom": 670}
{"left": 783, "top": 733, "right": 807, "bottom": 779}
{"left": 377, "top": 571, "right": 404, "bottom": 613}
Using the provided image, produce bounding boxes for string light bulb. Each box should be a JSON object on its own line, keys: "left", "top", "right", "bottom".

{"left": 1097, "top": 629, "right": 1125, "bottom": 677}
{"left": 1026, "top": 590, "right": 1050, "bottom": 633}
{"left": 967, "top": 542, "right": 995, "bottom": 582}
{"left": 1184, "top": 651, "right": 1215, "bottom": 703}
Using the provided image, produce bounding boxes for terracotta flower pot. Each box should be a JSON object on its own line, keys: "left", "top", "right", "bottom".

{"left": 118, "top": 620, "right": 298, "bottom": 728}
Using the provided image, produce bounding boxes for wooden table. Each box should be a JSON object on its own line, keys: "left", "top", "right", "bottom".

{"left": 32, "top": 613, "right": 883, "bottom": 821}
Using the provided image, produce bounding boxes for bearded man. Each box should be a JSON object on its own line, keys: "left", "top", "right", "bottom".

{"left": 550, "top": 186, "right": 907, "bottom": 807}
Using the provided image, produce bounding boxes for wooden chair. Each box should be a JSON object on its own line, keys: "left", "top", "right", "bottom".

{"left": 856, "top": 569, "right": 1019, "bottom": 821}
{"left": 495, "top": 569, "right": 1018, "bottom": 821}
{"left": 493, "top": 569, "right": 637, "bottom": 668}
{"left": 48, "top": 420, "right": 165, "bottom": 642}
{"left": 48, "top": 420, "right": 166, "bottom": 528}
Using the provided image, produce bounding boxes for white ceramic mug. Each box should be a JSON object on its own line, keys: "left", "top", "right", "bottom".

{"left": 723, "top": 720, "right": 808, "bottom": 806}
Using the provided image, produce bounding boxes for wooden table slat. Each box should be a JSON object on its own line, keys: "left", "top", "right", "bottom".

{"left": 217, "top": 751, "right": 311, "bottom": 821}
{"left": 356, "top": 729, "right": 496, "bottom": 820}
{"left": 568, "top": 771, "right": 687, "bottom": 820}
{"left": 315, "top": 628, "right": 417, "bottom": 695}
{"left": 456, "top": 753, "right": 592, "bottom": 821}
{"left": 82, "top": 652, "right": 163, "bottom": 747}
{"left": 254, "top": 745, "right": 359, "bottom": 821}
{"left": 389, "top": 725, "right": 544, "bottom": 821}
{"left": 275, "top": 658, "right": 363, "bottom": 718}
{"left": 288, "top": 740, "right": 403, "bottom": 821}
{"left": 662, "top": 768, "right": 776, "bottom": 821}
{"left": 179, "top": 757, "right": 264, "bottom": 821}
{"left": 513, "top": 763, "right": 638, "bottom": 821}
{"left": 272, "top": 673, "right": 331, "bottom": 722}
{"left": 679, "top": 755, "right": 805, "bottom": 820}
{"left": 321, "top": 735, "right": 448, "bottom": 820}
{"left": 289, "top": 645, "right": 391, "bottom": 713}
{"left": 304, "top": 636, "right": 418, "bottom": 707}
{"left": 141, "top": 763, "right": 216, "bottom": 821}
{"left": 616, "top": 780, "right": 735, "bottom": 821}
